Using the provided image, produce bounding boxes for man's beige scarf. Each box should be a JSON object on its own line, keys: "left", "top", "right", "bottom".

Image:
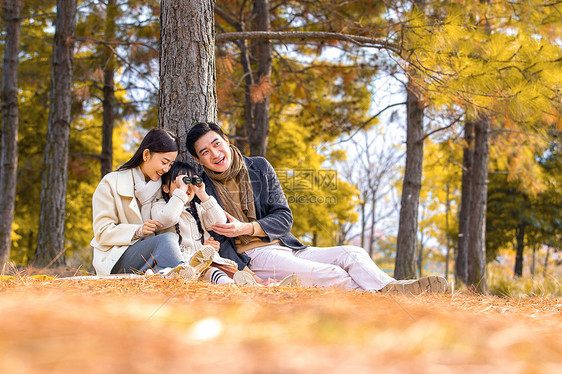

{"left": 204, "top": 144, "right": 256, "bottom": 244}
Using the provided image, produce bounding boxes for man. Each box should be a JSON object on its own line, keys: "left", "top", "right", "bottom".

{"left": 186, "top": 122, "right": 448, "bottom": 295}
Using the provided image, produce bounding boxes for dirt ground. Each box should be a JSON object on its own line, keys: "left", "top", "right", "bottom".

{"left": 0, "top": 276, "right": 560, "bottom": 374}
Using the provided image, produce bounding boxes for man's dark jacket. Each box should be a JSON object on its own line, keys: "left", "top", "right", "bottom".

{"left": 201, "top": 156, "right": 307, "bottom": 270}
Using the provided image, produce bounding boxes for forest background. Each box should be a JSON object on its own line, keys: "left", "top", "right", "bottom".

{"left": 0, "top": 0, "right": 560, "bottom": 295}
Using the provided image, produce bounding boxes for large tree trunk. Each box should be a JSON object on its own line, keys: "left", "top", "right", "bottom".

{"left": 466, "top": 114, "right": 489, "bottom": 292}
{"left": 249, "top": 0, "right": 271, "bottom": 157}
{"left": 394, "top": 84, "right": 424, "bottom": 279}
{"left": 456, "top": 120, "right": 474, "bottom": 285}
{"left": 100, "top": 0, "right": 117, "bottom": 177}
{"left": 0, "top": 0, "right": 22, "bottom": 272}
{"left": 35, "top": 0, "right": 76, "bottom": 267}
{"left": 159, "top": 0, "right": 217, "bottom": 162}
{"left": 514, "top": 222, "right": 525, "bottom": 277}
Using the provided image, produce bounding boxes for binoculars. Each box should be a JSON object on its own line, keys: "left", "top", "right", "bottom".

{"left": 183, "top": 176, "right": 203, "bottom": 185}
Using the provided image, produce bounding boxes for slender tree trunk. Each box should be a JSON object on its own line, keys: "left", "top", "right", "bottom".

{"left": 530, "top": 245, "right": 536, "bottom": 277}
{"left": 466, "top": 114, "right": 489, "bottom": 292}
{"left": 417, "top": 241, "right": 423, "bottom": 278}
{"left": 514, "top": 222, "right": 525, "bottom": 277}
{"left": 100, "top": 0, "right": 117, "bottom": 177}
{"left": 368, "top": 198, "right": 376, "bottom": 256}
{"left": 249, "top": 0, "right": 271, "bottom": 156}
{"left": 0, "top": 0, "right": 22, "bottom": 272}
{"left": 456, "top": 120, "right": 474, "bottom": 285}
{"left": 360, "top": 200, "right": 366, "bottom": 249}
{"left": 239, "top": 37, "right": 255, "bottom": 152}
{"left": 445, "top": 183, "right": 451, "bottom": 281}
{"left": 214, "top": 6, "right": 250, "bottom": 152}
{"left": 543, "top": 245, "right": 550, "bottom": 278}
{"left": 395, "top": 84, "right": 424, "bottom": 279}
{"left": 35, "top": 0, "right": 76, "bottom": 267}
{"left": 159, "top": 0, "right": 217, "bottom": 162}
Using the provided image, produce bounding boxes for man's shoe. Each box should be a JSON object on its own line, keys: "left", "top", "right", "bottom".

{"left": 270, "top": 274, "right": 302, "bottom": 287}
{"left": 446, "top": 281, "right": 455, "bottom": 294}
{"left": 381, "top": 275, "right": 448, "bottom": 296}
{"left": 189, "top": 245, "right": 215, "bottom": 274}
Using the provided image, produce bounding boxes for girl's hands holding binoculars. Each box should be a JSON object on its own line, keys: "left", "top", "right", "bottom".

{"left": 175, "top": 174, "right": 210, "bottom": 202}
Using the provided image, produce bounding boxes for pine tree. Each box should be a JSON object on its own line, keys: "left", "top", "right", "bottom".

{"left": 35, "top": 0, "right": 76, "bottom": 267}
{"left": 159, "top": 0, "right": 216, "bottom": 162}
{"left": 0, "top": 0, "right": 22, "bottom": 272}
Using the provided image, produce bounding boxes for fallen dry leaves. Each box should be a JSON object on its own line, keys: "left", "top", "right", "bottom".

{"left": 0, "top": 276, "right": 560, "bottom": 374}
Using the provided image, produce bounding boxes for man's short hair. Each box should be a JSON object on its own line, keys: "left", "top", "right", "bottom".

{"left": 186, "top": 122, "right": 226, "bottom": 157}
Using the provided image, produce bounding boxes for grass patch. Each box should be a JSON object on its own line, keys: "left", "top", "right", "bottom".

{"left": 487, "top": 263, "right": 561, "bottom": 298}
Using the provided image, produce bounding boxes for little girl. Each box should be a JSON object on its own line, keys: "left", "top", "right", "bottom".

{"left": 152, "top": 161, "right": 301, "bottom": 287}
{"left": 151, "top": 161, "right": 259, "bottom": 285}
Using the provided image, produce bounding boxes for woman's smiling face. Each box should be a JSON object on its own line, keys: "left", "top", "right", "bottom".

{"left": 139, "top": 150, "right": 178, "bottom": 181}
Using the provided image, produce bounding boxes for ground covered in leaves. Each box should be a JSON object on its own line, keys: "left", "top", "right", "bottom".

{"left": 0, "top": 275, "right": 560, "bottom": 374}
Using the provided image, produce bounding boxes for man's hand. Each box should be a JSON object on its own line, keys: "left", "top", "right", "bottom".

{"left": 142, "top": 219, "right": 162, "bottom": 236}
{"left": 204, "top": 237, "right": 220, "bottom": 252}
{"left": 211, "top": 212, "right": 254, "bottom": 237}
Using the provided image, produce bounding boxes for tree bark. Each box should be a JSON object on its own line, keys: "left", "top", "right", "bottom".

{"left": 514, "top": 222, "right": 525, "bottom": 277}
{"left": 0, "top": 0, "right": 22, "bottom": 272}
{"left": 394, "top": 84, "right": 424, "bottom": 279}
{"left": 35, "top": 0, "right": 76, "bottom": 267}
{"left": 159, "top": 0, "right": 217, "bottom": 162}
{"left": 100, "top": 0, "right": 117, "bottom": 177}
{"left": 456, "top": 119, "right": 474, "bottom": 285}
{"left": 248, "top": 0, "right": 271, "bottom": 157}
{"left": 466, "top": 114, "right": 489, "bottom": 292}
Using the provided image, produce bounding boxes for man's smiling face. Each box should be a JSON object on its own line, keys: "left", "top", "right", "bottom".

{"left": 193, "top": 131, "right": 232, "bottom": 173}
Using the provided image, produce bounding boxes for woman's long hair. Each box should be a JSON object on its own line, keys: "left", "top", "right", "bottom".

{"left": 118, "top": 128, "right": 179, "bottom": 171}
{"left": 161, "top": 161, "right": 205, "bottom": 246}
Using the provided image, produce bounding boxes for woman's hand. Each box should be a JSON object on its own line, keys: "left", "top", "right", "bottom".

{"left": 141, "top": 219, "right": 162, "bottom": 236}
{"left": 204, "top": 237, "right": 220, "bottom": 252}
{"left": 211, "top": 212, "right": 253, "bottom": 237}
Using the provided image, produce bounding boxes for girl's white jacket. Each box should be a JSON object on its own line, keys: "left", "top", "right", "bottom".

{"left": 151, "top": 189, "right": 237, "bottom": 268}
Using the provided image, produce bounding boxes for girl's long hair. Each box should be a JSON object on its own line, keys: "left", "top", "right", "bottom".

{"left": 161, "top": 161, "right": 205, "bottom": 246}
{"left": 118, "top": 128, "right": 179, "bottom": 171}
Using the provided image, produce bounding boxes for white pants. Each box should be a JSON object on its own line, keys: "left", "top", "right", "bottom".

{"left": 245, "top": 244, "right": 394, "bottom": 292}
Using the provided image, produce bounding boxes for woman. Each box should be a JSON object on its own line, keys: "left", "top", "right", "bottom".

{"left": 90, "top": 128, "right": 194, "bottom": 278}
